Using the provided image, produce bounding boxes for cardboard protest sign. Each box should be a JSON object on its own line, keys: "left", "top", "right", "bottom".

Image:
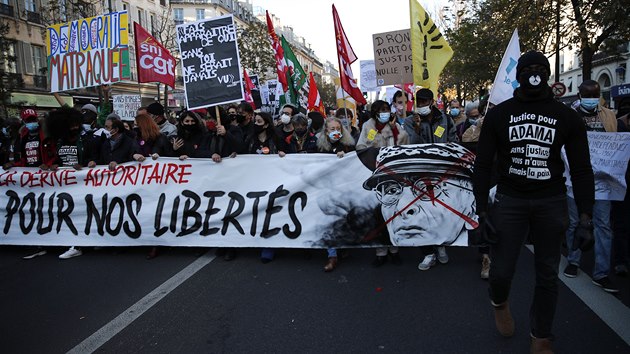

{"left": 372, "top": 29, "right": 413, "bottom": 86}
{"left": 113, "top": 95, "right": 141, "bottom": 121}
{"left": 46, "top": 11, "right": 131, "bottom": 93}
{"left": 176, "top": 14, "right": 244, "bottom": 110}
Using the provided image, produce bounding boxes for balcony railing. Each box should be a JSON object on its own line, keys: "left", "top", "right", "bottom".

{"left": 33, "top": 75, "right": 47, "bottom": 89}
{"left": 26, "top": 11, "right": 41, "bottom": 24}
{"left": 4, "top": 73, "right": 24, "bottom": 90}
{"left": 0, "top": 3, "right": 14, "bottom": 17}
{"left": 174, "top": 19, "right": 183, "bottom": 26}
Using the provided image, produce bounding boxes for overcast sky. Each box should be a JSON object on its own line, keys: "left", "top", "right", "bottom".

{"left": 251, "top": 0, "right": 445, "bottom": 67}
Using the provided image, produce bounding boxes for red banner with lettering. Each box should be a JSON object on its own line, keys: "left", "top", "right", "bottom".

{"left": 134, "top": 22, "right": 176, "bottom": 88}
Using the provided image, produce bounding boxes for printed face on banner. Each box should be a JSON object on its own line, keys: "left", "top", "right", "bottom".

{"left": 46, "top": 11, "right": 131, "bottom": 92}
{"left": 360, "top": 144, "right": 477, "bottom": 247}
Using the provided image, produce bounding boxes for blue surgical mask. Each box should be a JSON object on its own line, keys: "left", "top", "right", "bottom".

{"left": 2, "top": 127, "right": 8, "bottom": 137}
{"left": 82, "top": 124, "right": 92, "bottom": 132}
{"left": 469, "top": 118, "right": 478, "bottom": 126}
{"left": 449, "top": 108, "right": 460, "bottom": 117}
{"left": 378, "top": 112, "right": 390, "bottom": 123}
{"left": 25, "top": 122, "right": 39, "bottom": 131}
{"left": 580, "top": 98, "right": 599, "bottom": 111}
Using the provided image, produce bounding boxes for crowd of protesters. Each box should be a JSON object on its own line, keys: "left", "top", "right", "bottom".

{"left": 1, "top": 86, "right": 629, "bottom": 293}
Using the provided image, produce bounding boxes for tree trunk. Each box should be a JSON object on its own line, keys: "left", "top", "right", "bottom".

{"left": 581, "top": 45, "right": 593, "bottom": 81}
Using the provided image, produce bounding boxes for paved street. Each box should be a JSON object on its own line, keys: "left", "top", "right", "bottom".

{"left": 1, "top": 245, "right": 629, "bottom": 353}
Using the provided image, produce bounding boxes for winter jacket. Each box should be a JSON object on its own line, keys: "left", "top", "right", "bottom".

{"left": 404, "top": 107, "right": 457, "bottom": 144}
{"left": 356, "top": 118, "right": 409, "bottom": 149}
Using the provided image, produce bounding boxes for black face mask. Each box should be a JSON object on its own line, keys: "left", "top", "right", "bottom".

{"left": 236, "top": 114, "right": 247, "bottom": 124}
{"left": 253, "top": 124, "right": 265, "bottom": 135}
{"left": 295, "top": 128, "right": 307, "bottom": 136}
{"left": 518, "top": 71, "right": 548, "bottom": 91}
{"left": 69, "top": 128, "right": 80, "bottom": 136}
{"left": 183, "top": 124, "right": 198, "bottom": 133}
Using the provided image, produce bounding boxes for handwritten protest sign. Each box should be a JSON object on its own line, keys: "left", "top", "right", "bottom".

{"left": 113, "top": 95, "right": 141, "bottom": 121}
{"left": 360, "top": 60, "right": 378, "bottom": 92}
{"left": 372, "top": 29, "right": 413, "bottom": 86}
{"left": 46, "top": 11, "right": 131, "bottom": 93}
{"left": 564, "top": 132, "right": 630, "bottom": 201}
{"left": 176, "top": 14, "right": 244, "bottom": 110}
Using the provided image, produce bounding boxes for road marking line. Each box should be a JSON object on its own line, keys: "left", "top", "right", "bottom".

{"left": 526, "top": 246, "right": 630, "bottom": 346}
{"left": 67, "top": 252, "right": 216, "bottom": 354}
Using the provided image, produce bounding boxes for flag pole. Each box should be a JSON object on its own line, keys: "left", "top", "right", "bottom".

{"left": 215, "top": 106, "right": 222, "bottom": 126}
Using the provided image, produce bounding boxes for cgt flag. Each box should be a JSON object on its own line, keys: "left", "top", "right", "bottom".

{"left": 409, "top": 0, "right": 453, "bottom": 96}
{"left": 134, "top": 22, "right": 176, "bottom": 88}
{"left": 266, "top": 11, "right": 288, "bottom": 92}
{"left": 332, "top": 5, "right": 366, "bottom": 105}
{"left": 307, "top": 72, "right": 326, "bottom": 117}
{"left": 489, "top": 29, "right": 521, "bottom": 106}
{"left": 243, "top": 69, "right": 256, "bottom": 110}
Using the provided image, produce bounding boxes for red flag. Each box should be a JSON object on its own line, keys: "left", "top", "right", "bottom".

{"left": 134, "top": 22, "right": 175, "bottom": 88}
{"left": 266, "top": 11, "right": 288, "bottom": 92}
{"left": 243, "top": 69, "right": 256, "bottom": 110}
{"left": 307, "top": 72, "right": 326, "bottom": 117}
{"left": 332, "top": 5, "right": 366, "bottom": 105}
{"left": 395, "top": 83, "right": 415, "bottom": 112}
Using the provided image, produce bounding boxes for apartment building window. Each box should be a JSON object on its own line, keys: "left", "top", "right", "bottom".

{"left": 174, "top": 8, "right": 183, "bottom": 25}
{"left": 0, "top": 0, "right": 14, "bottom": 17}
{"left": 32, "top": 45, "right": 45, "bottom": 75}
{"left": 24, "top": 0, "right": 36, "bottom": 12}
{"left": 150, "top": 14, "right": 155, "bottom": 34}
{"left": 122, "top": 2, "right": 127, "bottom": 11}
{"left": 137, "top": 8, "right": 143, "bottom": 27}
{"left": 196, "top": 9, "right": 204, "bottom": 20}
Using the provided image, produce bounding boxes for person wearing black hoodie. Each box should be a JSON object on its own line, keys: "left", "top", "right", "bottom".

{"left": 473, "top": 51, "right": 594, "bottom": 353}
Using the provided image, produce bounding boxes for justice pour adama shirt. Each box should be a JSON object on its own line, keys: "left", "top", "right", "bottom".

{"left": 473, "top": 88, "right": 595, "bottom": 216}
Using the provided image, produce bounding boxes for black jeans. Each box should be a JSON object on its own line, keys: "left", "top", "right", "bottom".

{"left": 611, "top": 198, "right": 630, "bottom": 267}
{"left": 489, "top": 193, "right": 569, "bottom": 338}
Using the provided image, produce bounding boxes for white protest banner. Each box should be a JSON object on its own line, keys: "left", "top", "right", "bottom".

{"left": 46, "top": 12, "right": 131, "bottom": 93}
{"left": 372, "top": 29, "right": 413, "bottom": 86}
{"left": 260, "top": 82, "right": 270, "bottom": 106}
{"left": 489, "top": 29, "right": 521, "bottom": 106}
{"left": 113, "top": 95, "right": 141, "bottom": 121}
{"left": 176, "top": 14, "right": 244, "bottom": 110}
{"left": 564, "top": 132, "right": 630, "bottom": 201}
{"left": 0, "top": 144, "right": 479, "bottom": 248}
{"left": 360, "top": 60, "right": 378, "bottom": 92}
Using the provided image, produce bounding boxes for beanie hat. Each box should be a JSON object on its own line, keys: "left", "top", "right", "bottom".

{"left": 147, "top": 102, "right": 165, "bottom": 116}
{"left": 107, "top": 112, "right": 121, "bottom": 120}
{"left": 20, "top": 108, "right": 37, "bottom": 121}
{"left": 415, "top": 88, "right": 434, "bottom": 101}
{"left": 82, "top": 104, "right": 98, "bottom": 114}
{"left": 516, "top": 50, "right": 551, "bottom": 79}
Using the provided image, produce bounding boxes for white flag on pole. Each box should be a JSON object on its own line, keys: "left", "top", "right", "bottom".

{"left": 489, "top": 29, "right": 521, "bottom": 106}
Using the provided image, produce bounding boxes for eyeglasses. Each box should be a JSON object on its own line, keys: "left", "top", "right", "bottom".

{"left": 374, "top": 177, "right": 472, "bottom": 206}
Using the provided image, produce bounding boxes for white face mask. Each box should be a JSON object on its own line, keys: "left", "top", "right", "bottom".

{"left": 280, "top": 114, "right": 291, "bottom": 125}
{"left": 416, "top": 105, "right": 431, "bottom": 116}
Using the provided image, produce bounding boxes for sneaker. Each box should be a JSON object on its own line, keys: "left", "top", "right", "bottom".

{"left": 436, "top": 246, "right": 449, "bottom": 264}
{"left": 563, "top": 264, "right": 579, "bottom": 278}
{"left": 418, "top": 254, "right": 437, "bottom": 271}
{"left": 592, "top": 276, "right": 619, "bottom": 293}
{"left": 480, "top": 254, "right": 491, "bottom": 280}
{"left": 59, "top": 247, "right": 82, "bottom": 259}
{"left": 23, "top": 249, "right": 47, "bottom": 260}
{"left": 614, "top": 264, "right": 628, "bottom": 277}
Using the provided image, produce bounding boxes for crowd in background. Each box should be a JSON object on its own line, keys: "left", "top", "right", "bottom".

{"left": 0, "top": 88, "right": 629, "bottom": 291}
